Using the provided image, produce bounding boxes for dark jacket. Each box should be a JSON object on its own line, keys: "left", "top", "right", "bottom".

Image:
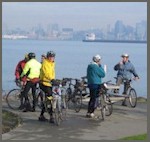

{"left": 114, "top": 60, "right": 139, "bottom": 80}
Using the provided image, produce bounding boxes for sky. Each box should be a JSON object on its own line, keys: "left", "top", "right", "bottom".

{"left": 2, "top": 2, "right": 147, "bottom": 31}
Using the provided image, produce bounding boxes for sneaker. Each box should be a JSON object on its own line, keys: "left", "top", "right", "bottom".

{"left": 22, "top": 108, "right": 30, "bottom": 112}
{"left": 86, "top": 113, "right": 90, "bottom": 118}
{"left": 38, "top": 115, "right": 48, "bottom": 121}
{"left": 90, "top": 113, "right": 95, "bottom": 118}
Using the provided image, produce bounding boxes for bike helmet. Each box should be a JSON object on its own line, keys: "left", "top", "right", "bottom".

{"left": 121, "top": 53, "right": 129, "bottom": 58}
{"left": 24, "top": 54, "right": 29, "bottom": 60}
{"left": 28, "top": 52, "right": 36, "bottom": 59}
{"left": 93, "top": 54, "right": 101, "bottom": 62}
{"left": 41, "top": 54, "right": 46, "bottom": 58}
{"left": 47, "top": 51, "right": 56, "bottom": 58}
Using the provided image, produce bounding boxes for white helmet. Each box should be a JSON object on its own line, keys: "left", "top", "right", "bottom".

{"left": 93, "top": 54, "right": 101, "bottom": 62}
{"left": 121, "top": 53, "right": 129, "bottom": 58}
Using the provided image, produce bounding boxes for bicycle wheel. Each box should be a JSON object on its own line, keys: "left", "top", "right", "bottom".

{"left": 74, "top": 91, "right": 82, "bottom": 113}
{"left": 36, "top": 91, "right": 44, "bottom": 109}
{"left": 61, "top": 95, "right": 67, "bottom": 120}
{"left": 101, "top": 106, "right": 106, "bottom": 120}
{"left": 65, "top": 88, "right": 72, "bottom": 109}
{"left": 128, "top": 88, "right": 137, "bottom": 108}
{"left": 61, "top": 108, "right": 67, "bottom": 121}
{"left": 54, "top": 107, "right": 61, "bottom": 126}
{"left": 100, "top": 95, "right": 106, "bottom": 120}
{"left": 6, "top": 89, "right": 21, "bottom": 110}
{"left": 105, "top": 95, "right": 113, "bottom": 116}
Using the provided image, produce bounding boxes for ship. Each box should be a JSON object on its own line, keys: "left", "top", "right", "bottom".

{"left": 83, "top": 33, "right": 147, "bottom": 44}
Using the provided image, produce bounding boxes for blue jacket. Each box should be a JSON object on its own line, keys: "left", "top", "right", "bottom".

{"left": 87, "top": 62, "right": 105, "bottom": 87}
{"left": 114, "top": 60, "right": 139, "bottom": 80}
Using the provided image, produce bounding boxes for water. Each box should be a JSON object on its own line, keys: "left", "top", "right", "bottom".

{"left": 2, "top": 39, "right": 147, "bottom": 97}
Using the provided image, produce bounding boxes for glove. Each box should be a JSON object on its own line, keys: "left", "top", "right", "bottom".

{"left": 15, "top": 78, "right": 20, "bottom": 83}
{"left": 15, "top": 78, "right": 21, "bottom": 86}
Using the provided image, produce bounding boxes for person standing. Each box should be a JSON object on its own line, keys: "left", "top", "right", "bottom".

{"left": 15, "top": 54, "right": 29, "bottom": 86}
{"left": 41, "top": 54, "right": 46, "bottom": 63}
{"left": 15, "top": 54, "right": 29, "bottom": 109}
{"left": 38, "top": 51, "right": 56, "bottom": 123}
{"left": 86, "top": 54, "right": 105, "bottom": 118}
{"left": 20, "top": 52, "right": 41, "bottom": 112}
{"left": 114, "top": 53, "right": 139, "bottom": 106}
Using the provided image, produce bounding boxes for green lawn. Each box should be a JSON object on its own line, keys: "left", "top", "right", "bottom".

{"left": 120, "top": 134, "right": 147, "bottom": 140}
{"left": 2, "top": 109, "right": 22, "bottom": 134}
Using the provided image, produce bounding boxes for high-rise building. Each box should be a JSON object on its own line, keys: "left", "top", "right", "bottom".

{"left": 114, "top": 20, "right": 125, "bottom": 39}
{"left": 135, "top": 20, "right": 147, "bottom": 40}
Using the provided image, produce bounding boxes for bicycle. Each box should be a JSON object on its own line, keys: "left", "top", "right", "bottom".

{"left": 63, "top": 78, "right": 83, "bottom": 113}
{"left": 97, "top": 81, "right": 114, "bottom": 120}
{"left": 6, "top": 80, "right": 43, "bottom": 110}
{"left": 113, "top": 77, "right": 137, "bottom": 108}
{"left": 42, "top": 79, "right": 67, "bottom": 126}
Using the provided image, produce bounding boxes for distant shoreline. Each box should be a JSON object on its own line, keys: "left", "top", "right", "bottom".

{"left": 83, "top": 39, "right": 147, "bottom": 44}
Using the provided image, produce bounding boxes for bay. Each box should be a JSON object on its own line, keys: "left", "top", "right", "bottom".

{"left": 2, "top": 39, "right": 147, "bottom": 97}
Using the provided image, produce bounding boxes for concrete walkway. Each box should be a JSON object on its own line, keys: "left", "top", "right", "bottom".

{"left": 2, "top": 101, "right": 147, "bottom": 140}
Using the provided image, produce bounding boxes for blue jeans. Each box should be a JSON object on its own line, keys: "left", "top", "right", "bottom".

{"left": 87, "top": 87, "right": 100, "bottom": 113}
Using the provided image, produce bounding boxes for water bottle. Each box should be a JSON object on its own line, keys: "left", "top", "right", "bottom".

{"left": 104, "top": 64, "right": 107, "bottom": 73}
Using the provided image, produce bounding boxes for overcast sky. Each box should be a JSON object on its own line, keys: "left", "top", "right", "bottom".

{"left": 2, "top": 2, "right": 147, "bottom": 31}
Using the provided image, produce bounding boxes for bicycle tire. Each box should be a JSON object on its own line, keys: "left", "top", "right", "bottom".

{"left": 101, "top": 106, "right": 106, "bottom": 120}
{"left": 6, "top": 89, "right": 21, "bottom": 110}
{"left": 61, "top": 108, "right": 67, "bottom": 121}
{"left": 36, "top": 91, "right": 44, "bottom": 109}
{"left": 54, "top": 107, "right": 61, "bottom": 126}
{"left": 100, "top": 95, "right": 106, "bottom": 120}
{"left": 65, "top": 88, "right": 73, "bottom": 109}
{"left": 61, "top": 95, "right": 67, "bottom": 120}
{"left": 128, "top": 88, "right": 137, "bottom": 108}
{"left": 105, "top": 95, "right": 113, "bottom": 116}
{"left": 74, "top": 90, "right": 82, "bottom": 113}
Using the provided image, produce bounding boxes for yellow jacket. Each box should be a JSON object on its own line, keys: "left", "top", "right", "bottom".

{"left": 40, "top": 59, "right": 55, "bottom": 87}
{"left": 21, "top": 59, "right": 41, "bottom": 79}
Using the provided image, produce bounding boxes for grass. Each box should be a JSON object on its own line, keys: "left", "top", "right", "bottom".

{"left": 120, "top": 133, "right": 147, "bottom": 140}
{"left": 2, "top": 109, "right": 22, "bottom": 134}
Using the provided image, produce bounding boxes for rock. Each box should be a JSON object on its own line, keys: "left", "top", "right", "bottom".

{"left": 137, "top": 97, "right": 147, "bottom": 102}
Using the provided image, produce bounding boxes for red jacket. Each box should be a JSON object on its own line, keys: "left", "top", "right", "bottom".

{"left": 15, "top": 59, "right": 27, "bottom": 81}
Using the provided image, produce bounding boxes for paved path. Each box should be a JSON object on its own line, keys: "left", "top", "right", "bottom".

{"left": 2, "top": 101, "right": 147, "bottom": 140}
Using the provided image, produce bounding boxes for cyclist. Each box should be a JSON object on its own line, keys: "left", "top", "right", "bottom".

{"left": 114, "top": 53, "right": 139, "bottom": 106}
{"left": 38, "top": 51, "right": 56, "bottom": 123}
{"left": 20, "top": 52, "right": 41, "bottom": 112}
{"left": 15, "top": 54, "right": 29, "bottom": 109}
{"left": 41, "top": 54, "right": 46, "bottom": 63}
{"left": 15, "top": 54, "right": 29, "bottom": 86}
{"left": 86, "top": 54, "right": 105, "bottom": 118}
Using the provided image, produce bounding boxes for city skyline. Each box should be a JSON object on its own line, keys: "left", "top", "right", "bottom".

{"left": 2, "top": 2, "right": 147, "bottom": 31}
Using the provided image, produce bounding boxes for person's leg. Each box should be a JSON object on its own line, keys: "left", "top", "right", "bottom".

{"left": 45, "top": 87, "right": 54, "bottom": 123}
{"left": 116, "top": 76, "right": 123, "bottom": 86}
{"left": 87, "top": 89, "right": 97, "bottom": 115}
{"left": 39, "top": 84, "right": 53, "bottom": 122}
{"left": 122, "top": 81, "right": 129, "bottom": 106}
{"left": 21, "top": 81, "right": 32, "bottom": 111}
{"left": 114, "top": 76, "right": 123, "bottom": 93}
{"left": 38, "top": 84, "right": 48, "bottom": 121}
{"left": 19, "top": 89, "right": 24, "bottom": 109}
{"left": 31, "top": 83, "right": 37, "bottom": 111}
